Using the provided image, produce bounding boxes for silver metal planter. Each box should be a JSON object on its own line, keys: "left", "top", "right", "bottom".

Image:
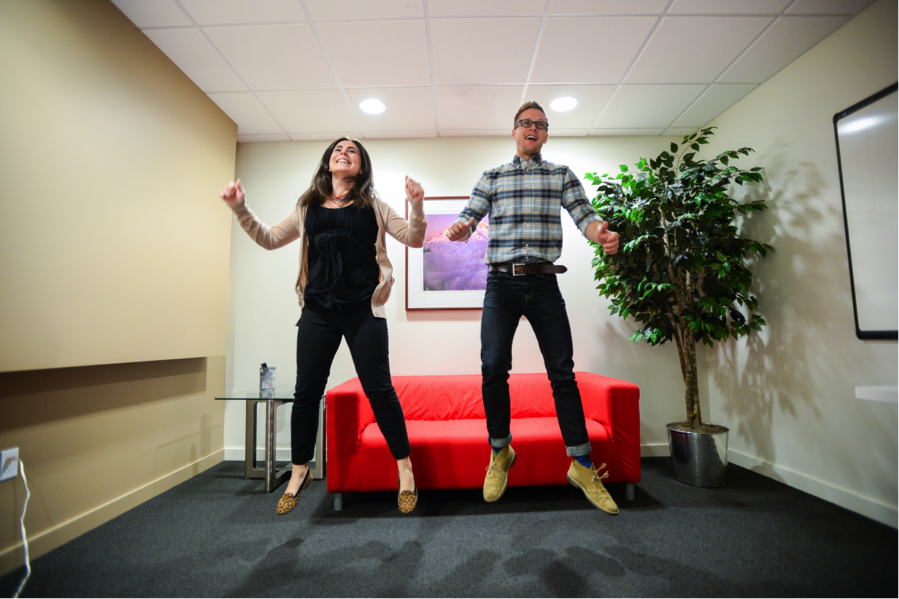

{"left": 666, "top": 423, "right": 729, "bottom": 487}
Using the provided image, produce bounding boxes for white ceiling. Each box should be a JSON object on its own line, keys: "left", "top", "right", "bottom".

{"left": 110, "top": 0, "right": 874, "bottom": 142}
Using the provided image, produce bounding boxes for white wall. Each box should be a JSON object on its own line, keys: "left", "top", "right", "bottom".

{"left": 704, "top": 0, "right": 897, "bottom": 527}
{"left": 226, "top": 135, "right": 697, "bottom": 463}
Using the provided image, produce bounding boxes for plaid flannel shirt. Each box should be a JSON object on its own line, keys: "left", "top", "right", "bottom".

{"left": 457, "top": 154, "right": 599, "bottom": 265}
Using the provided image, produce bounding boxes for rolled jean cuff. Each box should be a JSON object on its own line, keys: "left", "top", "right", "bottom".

{"left": 567, "top": 442, "right": 592, "bottom": 457}
{"left": 489, "top": 435, "right": 512, "bottom": 450}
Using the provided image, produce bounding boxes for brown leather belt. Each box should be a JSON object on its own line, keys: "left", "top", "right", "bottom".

{"left": 489, "top": 262, "right": 568, "bottom": 276}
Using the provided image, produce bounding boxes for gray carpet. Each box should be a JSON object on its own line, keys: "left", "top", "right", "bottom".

{"left": 1, "top": 458, "right": 895, "bottom": 597}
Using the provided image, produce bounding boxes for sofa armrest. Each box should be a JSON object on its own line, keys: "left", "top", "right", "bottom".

{"left": 326, "top": 377, "right": 375, "bottom": 463}
{"left": 576, "top": 372, "right": 641, "bottom": 466}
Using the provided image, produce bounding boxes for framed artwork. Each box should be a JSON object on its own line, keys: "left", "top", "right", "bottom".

{"left": 405, "top": 196, "right": 489, "bottom": 311}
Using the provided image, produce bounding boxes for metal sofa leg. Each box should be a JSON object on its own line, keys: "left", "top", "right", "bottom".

{"left": 625, "top": 483, "right": 635, "bottom": 501}
{"left": 334, "top": 492, "right": 343, "bottom": 512}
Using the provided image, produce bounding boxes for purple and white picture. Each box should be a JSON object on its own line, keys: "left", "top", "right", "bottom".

{"left": 422, "top": 214, "right": 489, "bottom": 291}
{"left": 406, "top": 197, "right": 488, "bottom": 310}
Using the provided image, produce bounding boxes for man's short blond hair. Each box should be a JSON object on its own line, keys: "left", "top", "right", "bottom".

{"left": 514, "top": 101, "right": 547, "bottom": 125}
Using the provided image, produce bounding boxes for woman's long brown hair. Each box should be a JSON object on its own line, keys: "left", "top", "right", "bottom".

{"left": 297, "top": 137, "right": 378, "bottom": 210}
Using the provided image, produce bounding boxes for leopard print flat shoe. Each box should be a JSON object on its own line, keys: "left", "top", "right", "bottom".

{"left": 276, "top": 469, "right": 313, "bottom": 516}
{"left": 398, "top": 474, "right": 418, "bottom": 514}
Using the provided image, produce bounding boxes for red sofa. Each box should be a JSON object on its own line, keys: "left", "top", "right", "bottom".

{"left": 325, "top": 372, "right": 640, "bottom": 511}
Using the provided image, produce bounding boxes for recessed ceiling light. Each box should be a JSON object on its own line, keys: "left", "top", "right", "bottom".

{"left": 359, "top": 98, "right": 386, "bottom": 114}
{"left": 550, "top": 96, "right": 578, "bottom": 112}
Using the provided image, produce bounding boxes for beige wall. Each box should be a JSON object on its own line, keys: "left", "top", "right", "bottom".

{"left": 0, "top": 0, "right": 235, "bottom": 575}
{"left": 227, "top": 136, "right": 701, "bottom": 463}
{"left": 705, "top": 0, "right": 897, "bottom": 526}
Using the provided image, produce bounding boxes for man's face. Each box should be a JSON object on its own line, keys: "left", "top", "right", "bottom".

{"left": 512, "top": 108, "right": 549, "bottom": 159}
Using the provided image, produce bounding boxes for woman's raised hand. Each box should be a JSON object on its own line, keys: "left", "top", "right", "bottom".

{"left": 405, "top": 175, "right": 424, "bottom": 206}
{"left": 218, "top": 179, "right": 245, "bottom": 207}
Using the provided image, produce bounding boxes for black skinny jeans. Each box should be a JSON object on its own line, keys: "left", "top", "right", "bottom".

{"left": 290, "top": 304, "right": 411, "bottom": 465}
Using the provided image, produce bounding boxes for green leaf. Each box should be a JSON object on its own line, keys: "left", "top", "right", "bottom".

{"left": 619, "top": 164, "right": 629, "bottom": 172}
{"left": 670, "top": 142, "right": 679, "bottom": 153}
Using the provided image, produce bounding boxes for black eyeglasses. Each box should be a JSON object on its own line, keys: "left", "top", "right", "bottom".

{"left": 515, "top": 119, "right": 549, "bottom": 131}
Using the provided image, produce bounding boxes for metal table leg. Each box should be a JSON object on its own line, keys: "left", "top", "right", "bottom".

{"left": 244, "top": 399, "right": 290, "bottom": 492}
{"left": 265, "top": 399, "right": 291, "bottom": 492}
{"left": 244, "top": 395, "right": 325, "bottom": 493}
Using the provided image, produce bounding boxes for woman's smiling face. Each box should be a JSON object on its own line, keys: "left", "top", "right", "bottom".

{"left": 329, "top": 140, "right": 362, "bottom": 177}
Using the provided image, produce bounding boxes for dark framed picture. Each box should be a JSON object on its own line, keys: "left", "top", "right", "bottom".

{"left": 405, "top": 196, "right": 489, "bottom": 311}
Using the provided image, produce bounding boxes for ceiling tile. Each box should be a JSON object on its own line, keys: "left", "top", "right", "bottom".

{"left": 438, "top": 130, "right": 511, "bottom": 138}
{"left": 289, "top": 132, "right": 356, "bottom": 141}
{"left": 668, "top": 0, "right": 792, "bottom": 14}
{"left": 671, "top": 83, "right": 758, "bottom": 127}
{"left": 344, "top": 88, "right": 437, "bottom": 132}
{"left": 786, "top": 0, "right": 876, "bottom": 15}
{"left": 522, "top": 85, "right": 617, "bottom": 129}
{"left": 109, "top": 0, "right": 191, "bottom": 27}
{"left": 204, "top": 24, "right": 337, "bottom": 90}
{"left": 626, "top": 16, "right": 774, "bottom": 83}
{"left": 238, "top": 134, "right": 291, "bottom": 142}
{"left": 362, "top": 130, "right": 438, "bottom": 139}
{"left": 428, "top": 0, "right": 546, "bottom": 17}
{"left": 597, "top": 84, "right": 706, "bottom": 128}
{"left": 549, "top": 0, "right": 669, "bottom": 15}
{"left": 256, "top": 90, "right": 359, "bottom": 134}
{"left": 142, "top": 29, "right": 246, "bottom": 92}
{"left": 530, "top": 17, "right": 657, "bottom": 83}
{"left": 316, "top": 20, "right": 431, "bottom": 87}
{"left": 718, "top": 16, "right": 849, "bottom": 82}
{"left": 430, "top": 18, "right": 541, "bottom": 85}
{"left": 179, "top": 0, "right": 306, "bottom": 25}
{"left": 435, "top": 86, "right": 525, "bottom": 130}
{"left": 307, "top": 0, "right": 425, "bottom": 20}
{"left": 661, "top": 127, "right": 700, "bottom": 137}
{"left": 207, "top": 92, "right": 284, "bottom": 135}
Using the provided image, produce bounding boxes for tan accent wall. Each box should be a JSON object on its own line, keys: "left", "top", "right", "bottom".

{"left": 0, "top": 0, "right": 235, "bottom": 372}
{"left": 0, "top": 0, "right": 235, "bottom": 575}
{"left": 0, "top": 357, "right": 226, "bottom": 575}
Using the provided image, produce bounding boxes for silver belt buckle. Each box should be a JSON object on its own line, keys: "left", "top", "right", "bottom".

{"left": 512, "top": 263, "right": 526, "bottom": 276}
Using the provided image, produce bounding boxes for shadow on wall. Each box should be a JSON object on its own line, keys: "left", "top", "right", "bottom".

{"left": 708, "top": 138, "right": 849, "bottom": 465}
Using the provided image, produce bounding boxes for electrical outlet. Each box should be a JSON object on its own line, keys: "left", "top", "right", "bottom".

{"left": 1, "top": 448, "right": 19, "bottom": 482}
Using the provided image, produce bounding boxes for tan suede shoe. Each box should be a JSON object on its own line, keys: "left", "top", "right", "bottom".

{"left": 567, "top": 460, "right": 619, "bottom": 515}
{"left": 483, "top": 445, "right": 516, "bottom": 502}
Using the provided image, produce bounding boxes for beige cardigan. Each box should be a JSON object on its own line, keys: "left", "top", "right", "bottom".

{"left": 231, "top": 196, "right": 427, "bottom": 320}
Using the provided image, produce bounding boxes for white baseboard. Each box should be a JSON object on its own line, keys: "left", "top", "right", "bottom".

{"left": 0, "top": 450, "right": 224, "bottom": 577}
{"left": 728, "top": 450, "right": 897, "bottom": 529}
{"left": 640, "top": 443, "right": 670, "bottom": 458}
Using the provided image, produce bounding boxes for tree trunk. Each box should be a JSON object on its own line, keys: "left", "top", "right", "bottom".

{"left": 683, "top": 332, "right": 701, "bottom": 428}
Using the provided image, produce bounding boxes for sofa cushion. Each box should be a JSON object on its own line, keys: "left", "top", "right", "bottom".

{"left": 350, "top": 417, "right": 614, "bottom": 491}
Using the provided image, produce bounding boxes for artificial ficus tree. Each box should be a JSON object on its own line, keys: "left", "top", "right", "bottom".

{"left": 586, "top": 127, "right": 774, "bottom": 430}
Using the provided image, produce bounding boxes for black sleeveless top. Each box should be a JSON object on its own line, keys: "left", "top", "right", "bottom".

{"left": 303, "top": 203, "right": 380, "bottom": 312}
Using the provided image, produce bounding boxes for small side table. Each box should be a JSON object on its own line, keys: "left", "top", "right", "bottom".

{"left": 216, "top": 388, "right": 326, "bottom": 493}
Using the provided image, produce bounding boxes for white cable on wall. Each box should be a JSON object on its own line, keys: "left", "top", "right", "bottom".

{"left": 13, "top": 459, "right": 31, "bottom": 599}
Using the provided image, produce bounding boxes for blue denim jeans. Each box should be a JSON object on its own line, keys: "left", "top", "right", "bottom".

{"left": 291, "top": 304, "right": 411, "bottom": 465}
{"left": 480, "top": 272, "right": 592, "bottom": 457}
